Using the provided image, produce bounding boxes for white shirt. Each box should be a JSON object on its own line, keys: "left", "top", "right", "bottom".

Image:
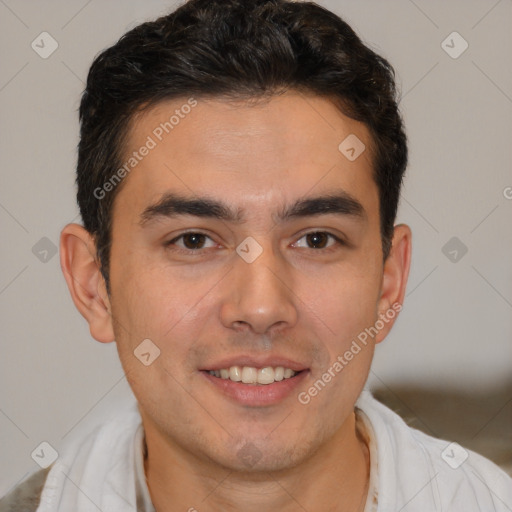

{"left": 34, "top": 391, "right": 512, "bottom": 511}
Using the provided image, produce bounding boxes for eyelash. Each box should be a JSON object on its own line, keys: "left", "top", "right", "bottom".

{"left": 165, "top": 231, "right": 346, "bottom": 255}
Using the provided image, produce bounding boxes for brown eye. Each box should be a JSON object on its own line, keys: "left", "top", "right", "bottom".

{"left": 167, "top": 232, "right": 216, "bottom": 251}
{"left": 293, "top": 231, "right": 341, "bottom": 250}
{"left": 306, "top": 232, "right": 329, "bottom": 249}
{"left": 181, "top": 233, "right": 207, "bottom": 249}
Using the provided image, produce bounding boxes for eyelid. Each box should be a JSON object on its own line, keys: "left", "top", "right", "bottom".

{"left": 166, "top": 231, "right": 218, "bottom": 251}
{"left": 292, "top": 231, "right": 345, "bottom": 250}
{"left": 165, "top": 229, "right": 347, "bottom": 253}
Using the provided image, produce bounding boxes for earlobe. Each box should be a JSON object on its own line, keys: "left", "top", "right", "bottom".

{"left": 375, "top": 224, "right": 412, "bottom": 343}
{"left": 60, "top": 223, "right": 115, "bottom": 343}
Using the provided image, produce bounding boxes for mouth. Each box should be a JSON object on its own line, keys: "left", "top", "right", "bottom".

{"left": 206, "top": 365, "right": 301, "bottom": 385}
{"left": 200, "top": 362, "right": 309, "bottom": 406}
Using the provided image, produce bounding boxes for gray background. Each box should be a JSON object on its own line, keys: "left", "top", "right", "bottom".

{"left": 1, "top": 0, "right": 511, "bottom": 493}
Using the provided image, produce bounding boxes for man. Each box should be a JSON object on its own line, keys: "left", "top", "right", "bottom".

{"left": 2, "top": 0, "right": 511, "bottom": 510}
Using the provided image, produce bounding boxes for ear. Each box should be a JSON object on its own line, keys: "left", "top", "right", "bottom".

{"left": 60, "top": 223, "right": 115, "bottom": 343}
{"left": 374, "top": 224, "right": 412, "bottom": 344}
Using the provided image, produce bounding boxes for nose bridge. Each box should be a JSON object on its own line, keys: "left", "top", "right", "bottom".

{"left": 219, "top": 239, "right": 298, "bottom": 334}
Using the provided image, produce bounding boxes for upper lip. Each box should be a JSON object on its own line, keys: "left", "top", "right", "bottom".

{"left": 200, "top": 355, "right": 309, "bottom": 372}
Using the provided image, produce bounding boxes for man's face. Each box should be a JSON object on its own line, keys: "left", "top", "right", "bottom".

{"left": 108, "top": 92, "right": 388, "bottom": 471}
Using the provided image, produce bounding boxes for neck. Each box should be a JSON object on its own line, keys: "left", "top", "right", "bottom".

{"left": 143, "top": 411, "right": 370, "bottom": 512}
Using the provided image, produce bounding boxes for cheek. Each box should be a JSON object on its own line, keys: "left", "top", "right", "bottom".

{"left": 111, "top": 253, "right": 182, "bottom": 327}
{"left": 109, "top": 274, "right": 199, "bottom": 417}
{"left": 298, "top": 275, "right": 378, "bottom": 410}
{"left": 296, "top": 263, "right": 382, "bottom": 403}
{"left": 109, "top": 256, "right": 219, "bottom": 367}
{"left": 302, "top": 263, "right": 381, "bottom": 341}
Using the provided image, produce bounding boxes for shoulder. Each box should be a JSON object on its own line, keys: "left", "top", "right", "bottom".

{"left": 0, "top": 467, "right": 51, "bottom": 512}
{"left": 356, "top": 391, "right": 512, "bottom": 510}
{"left": 410, "top": 422, "right": 512, "bottom": 508}
{"left": 0, "top": 395, "right": 142, "bottom": 512}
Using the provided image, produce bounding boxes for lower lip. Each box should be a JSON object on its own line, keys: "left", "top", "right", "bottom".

{"left": 201, "top": 370, "right": 309, "bottom": 407}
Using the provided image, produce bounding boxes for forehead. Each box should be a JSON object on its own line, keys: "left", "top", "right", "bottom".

{"left": 116, "top": 92, "right": 378, "bottom": 221}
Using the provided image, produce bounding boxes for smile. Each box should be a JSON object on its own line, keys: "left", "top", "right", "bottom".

{"left": 202, "top": 367, "right": 308, "bottom": 406}
{"left": 208, "top": 366, "right": 298, "bottom": 385}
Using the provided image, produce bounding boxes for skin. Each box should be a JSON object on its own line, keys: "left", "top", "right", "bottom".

{"left": 60, "top": 91, "right": 411, "bottom": 512}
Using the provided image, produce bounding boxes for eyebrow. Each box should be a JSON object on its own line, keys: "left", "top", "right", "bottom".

{"left": 139, "top": 190, "right": 366, "bottom": 226}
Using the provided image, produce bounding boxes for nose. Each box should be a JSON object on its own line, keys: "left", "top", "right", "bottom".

{"left": 219, "top": 242, "right": 299, "bottom": 335}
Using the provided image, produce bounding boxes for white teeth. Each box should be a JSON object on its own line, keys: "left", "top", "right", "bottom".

{"left": 229, "top": 366, "right": 242, "bottom": 381}
{"left": 257, "top": 367, "right": 275, "bottom": 385}
{"left": 209, "top": 365, "right": 298, "bottom": 385}
{"left": 241, "top": 366, "right": 258, "bottom": 384}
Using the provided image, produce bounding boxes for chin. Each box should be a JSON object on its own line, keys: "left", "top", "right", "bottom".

{"left": 208, "top": 433, "right": 316, "bottom": 474}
